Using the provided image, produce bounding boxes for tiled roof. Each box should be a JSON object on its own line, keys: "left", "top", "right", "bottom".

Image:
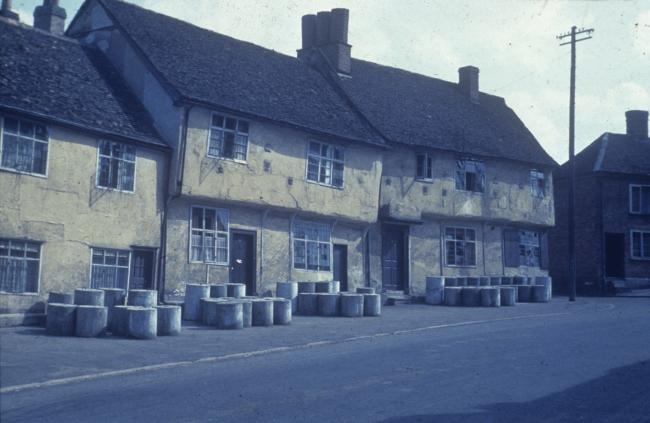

{"left": 338, "top": 59, "right": 557, "bottom": 167}
{"left": 97, "top": 0, "right": 383, "bottom": 146}
{"left": 0, "top": 20, "right": 164, "bottom": 147}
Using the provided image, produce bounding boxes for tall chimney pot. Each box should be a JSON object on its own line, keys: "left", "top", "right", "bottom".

{"left": 34, "top": 0, "right": 67, "bottom": 35}
{"left": 0, "top": 0, "right": 20, "bottom": 22}
{"left": 458, "top": 66, "right": 480, "bottom": 104}
{"left": 625, "top": 110, "right": 649, "bottom": 139}
{"left": 301, "top": 14, "right": 317, "bottom": 49}
{"left": 315, "top": 11, "right": 331, "bottom": 47}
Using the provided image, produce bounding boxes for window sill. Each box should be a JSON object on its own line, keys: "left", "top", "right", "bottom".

{"left": 293, "top": 267, "right": 332, "bottom": 272}
{"left": 416, "top": 178, "right": 434, "bottom": 184}
{"left": 443, "top": 264, "right": 478, "bottom": 268}
{"left": 306, "top": 179, "right": 344, "bottom": 190}
{"left": 0, "top": 291, "right": 40, "bottom": 296}
{"left": 0, "top": 167, "right": 48, "bottom": 179}
{"left": 453, "top": 189, "right": 484, "bottom": 195}
{"left": 95, "top": 186, "right": 135, "bottom": 194}
{"left": 189, "top": 260, "right": 229, "bottom": 266}
{"left": 205, "top": 154, "right": 248, "bottom": 165}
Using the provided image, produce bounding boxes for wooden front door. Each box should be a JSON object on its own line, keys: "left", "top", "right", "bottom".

{"left": 130, "top": 249, "right": 155, "bottom": 290}
{"left": 230, "top": 231, "right": 256, "bottom": 296}
{"left": 605, "top": 233, "right": 625, "bottom": 278}
{"left": 382, "top": 224, "right": 408, "bottom": 291}
{"left": 333, "top": 244, "right": 348, "bottom": 292}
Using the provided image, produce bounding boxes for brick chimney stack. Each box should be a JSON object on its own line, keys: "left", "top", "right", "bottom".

{"left": 625, "top": 110, "right": 649, "bottom": 139}
{"left": 458, "top": 66, "right": 480, "bottom": 104}
{"left": 298, "top": 8, "right": 351, "bottom": 76}
{"left": 0, "top": 0, "right": 20, "bottom": 22}
{"left": 34, "top": 0, "right": 67, "bottom": 35}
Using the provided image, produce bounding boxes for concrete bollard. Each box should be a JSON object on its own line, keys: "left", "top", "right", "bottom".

{"left": 425, "top": 277, "right": 445, "bottom": 305}
{"left": 480, "top": 287, "right": 501, "bottom": 307}
{"left": 48, "top": 292, "right": 74, "bottom": 305}
{"left": 535, "top": 276, "right": 552, "bottom": 301}
{"left": 363, "top": 294, "right": 381, "bottom": 316}
{"left": 456, "top": 277, "right": 468, "bottom": 287}
{"left": 227, "top": 283, "right": 246, "bottom": 298}
{"left": 489, "top": 277, "right": 501, "bottom": 286}
{"left": 318, "top": 293, "right": 340, "bottom": 316}
{"left": 466, "top": 277, "right": 479, "bottom": 287}
{"left": 479, "top": 277, "right": 490, "bottom": 286}
{"left": 501, "top": 277, "right": 513, "bottom": 285}
{"left": 276, "top": 282, "right": 299, "bottom": 314}
{"left": 251, "top": 298, "right": 274, "bottom": 326}
{"left": 331, "top": 281, "right": 340, "bottom": 293}
{"left": 127, "top": 289, "right": 157, "bottom": 307}
{"left": 101, "top": 288, "right": 125, "bottom": 330}
{"left": 157, "top": 305, "right": 181, "bottom": 335}
{"left": 215, "top": 301, "right": 244, "bottom": 330}
{"left": 237, "top": 299, "right": 253, "bottom": 327}
{"left": 75, "top": 305, "right": 108, "bottom": 337}
{"left": 517, "top": 285, "right": 532, "bottom": 302}
{"left": 74, "top": 288, "right": 104, "bottom": 306}
{"left": 127, "top": 307, "right": 157, "bottom": 339}
{"left": 444, "top": 287, "right": 463, "bottom": 306}
{"left": 297, "top": 281, "right": 316, "bottom": 294}
{"left": 210, "top": 284, "right": 228, "bottom": 298}
{"left": 500, "top": 287, "right": 516, "bottom": 306}
{"left": 356, "top": 287, "right": 375, "bottom": 294}
{"left": 315, "top": 281, "right": 333, "bottom": 293}
{"left": 201, "top": 298, "right": 220, "bottom": 326}
{"left": 183, "top": 284, "right": 210, "bottom": 321}
{"left": 271, "top": 298, "right": 292, "bottom": 325}
{"left": 46, "top": 303, "right": 77, "bottom": 336}
{"left": 444, "top": 277, "right": 458, "bottom": 287}
{"left": 298, "top": 293, "right": 319, "bottom": 316}
{"left": 340, "top": 293, "right": 364, "bottom": 317}
{"left": 513, "top": 276, "right": 526, "bottom": 286}
{"left": 461, "top": 287, "right": 481, "bottom": 307}
{"left": 110, "top": 305, "right": 130, "bottom": 336}
{"left": 532, "top": 285, "right": 549, "bottom": 303}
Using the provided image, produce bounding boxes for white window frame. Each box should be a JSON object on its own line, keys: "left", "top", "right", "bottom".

{"left": 519, "top": 230, "right": 541, "bottom": 267}
{"left": 444, "top": 226, "right": 477, "bottom": 267}
{"left": 530, "top": 169, "right": 546, "bottom": 198}
{"left": 89, "top": 247, "right": 131, "bottom": 289}
{"left": 0, "top": 115, "right": 49, "bottom": 178}
{"left": 95, "top": 139, "right": 137, "bottom": 193}
{"left": 416, "top": 152, "right": 433, "bottom": 181}
{"left": 292, "top": 219, "right": 332, "bottom": 271}
{"left": 455, "top": 159, "right": 485, "bottom": 193}
{"left": 629, "top": 184, "right": 650, "bottom": 215}
{"left": 0, "top": 238, "right": 41, "bottom": 295}
{"left": 305, "top": 140, "right": 345, "bottom": 189}
{"left": 206, "top": 113, "right": 250, "bottom": 163}
{"left": 630, "top": 230, "right": 650, "bottom": 260}
{"left": 189, "top": 206, "right": 230, "bottom": 265}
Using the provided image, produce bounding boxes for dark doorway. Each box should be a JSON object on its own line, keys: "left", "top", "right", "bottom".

{"left": 130, "top": 249, "right": 155, "bottom": 290}
{"left": 333, "top": 244, "right": 348, "bottom": 292}
{"left": 382, "top": 224, "right": 408, "bottom": 291}
{"left": 230, "top": 230, "right": 256, "bottom": 296}
{"left": 605, "top": 233, "right": 625, "bottom": 278}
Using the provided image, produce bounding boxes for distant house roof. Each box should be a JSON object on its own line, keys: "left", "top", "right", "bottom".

{"left": 337, "top": 59, "right": 557, "bottom": 167}
{"left": 0, "top": 20, "right": 164, "bottom": 148}
{"left": 556, "top": 132, "right": 650, "bottom": 178}
{"left": 91, "top": 0, "right": 382, "bottom": 146}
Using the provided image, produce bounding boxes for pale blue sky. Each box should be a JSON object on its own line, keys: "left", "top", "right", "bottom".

{"left": 13, "top": 0, "right": 650, "bottom": 164}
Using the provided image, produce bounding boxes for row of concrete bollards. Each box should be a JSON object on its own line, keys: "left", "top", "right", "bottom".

{"left": 273, "top": 281, "right": 381, "bottom": 317}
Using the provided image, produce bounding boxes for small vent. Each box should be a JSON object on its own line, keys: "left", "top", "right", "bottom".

{"left": 287, "top": 177, "right": 294, "bottom": 186}
{"left": 263, "top": 160, "right": 271, "bottom": 172}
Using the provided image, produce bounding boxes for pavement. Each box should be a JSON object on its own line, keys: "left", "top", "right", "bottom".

{"left": 1, "top": 296, "right": 649, "bottom": 422}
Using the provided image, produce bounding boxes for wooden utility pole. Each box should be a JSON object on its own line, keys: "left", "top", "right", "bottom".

{"left": 557, "top": 26, "right": 594, "bottom": 302}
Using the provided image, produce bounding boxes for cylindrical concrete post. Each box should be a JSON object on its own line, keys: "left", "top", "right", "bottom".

{"left": 456, "top": 277, "right": 468, "bottom": 287}
{"left": 500, "top": 287, "right": 516, "bottom": 306}
{"left": 75, "top": 305, "right": 108, "bottom": 337}
{"left": 74, "top": 289, "right": 104, "bottom": 306}
{"left": 444, "top": 277, "right": 458, "bottom": 287}
{"left": 238, "top": 299, "right": 253, "bottom": 328}
{"left": 532, "top": 285, "right": 549, "bottom": 303}
{"left": 315, "top": 281, "right": 333, "bottom": 293}
{"left": 356, "top": 287, "right": 375, "bottom": 294}
{"left": 489, "top": 277, "right": 501, "bottom": 286}
{"left": 127, "top": 307, "right": 157, "bottom": 339}
{"left": 46, "top": 303, "right": 77, "bottom": 336}
{"left": 183, "top": 284, "right": 210, "bottom": 321}
{"left": 480, "top": 287, "right": 501, "bottom": 307}
{"left": 331, "top": 281, "right": 340, "bottom": 293}
{"left": 251, "top": 298, "right": 274, "bottom": 326}
{"left": 466, "top": 277, "right": 479, "bottom": 287}
{"left": 227, "top": 283, "right": 246, "bottom": 298}
{"left": 110, "top": 305, "right": 130, "bottom": 336}
{"left": 444, "top": 287, "right": 462, "bottom": 306}
{"left": 271, "top": 298, "right": 292, "bottom": 325}
{"left": 479, "top": 277, "right": 490, "bottom": 286}
{"left": 501, "top": 277, "right": 513, "bottom": 285}
{"left": 101, "top": 288, "right": 125, "bottom": 330}
{"left": 276, "top": 282, "right": 299, "bottom": 314}
{"left": 317, "top": 293, "right": 340, "bottom": 316}
{"left": 48, "top": 292, "right": 73, "bottom": 304}
{"left": 513, "top": 276, "right": 526, "bottom": 285}
{"left": 363, "top": 294, "right": 381, "bottom": 316}
{"left": 517, "top": 285, "right": 532, "bottom": 302}
{"left": 461, "top": 287, "right": 481, "bottom": 306}
{"left": 210, "top": 284, "right": 228, "bottom": 298}
{"left": 157, "top": 305, "right": 181, "bottom": 336}
{"left": 298, "top": 293, "right": 319, "bottom": 316}
{"left": 127, "top": 289, "right": 157, "bottom": 307}
{"left": 425, "top": 277, "right": 444, "bottom": 305}
{"left": 535, "top": 276, "right": 552, "bottom": 301}
{"left": 216, "top": 301, "right": 244, "bottom": 330}
{"left": 340, "top": 293, "right": 364, "bottom": 317}
{"left": 297, "top": 281, "right": 316, "bottom": 293}
{"left": 201, "top": 298, "right": 220, "bottom": 326}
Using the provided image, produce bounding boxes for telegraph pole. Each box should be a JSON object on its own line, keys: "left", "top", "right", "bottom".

{"left": 557, "top": 26, "right": 594, "bottom": 302}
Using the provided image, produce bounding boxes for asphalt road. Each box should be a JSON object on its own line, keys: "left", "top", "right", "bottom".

{"left": 1, "top": 298, "right": 649, "bottom": 422}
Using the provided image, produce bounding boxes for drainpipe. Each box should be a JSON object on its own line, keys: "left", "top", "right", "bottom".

{"left": 289, "top": 213, "right": 297, "bottom": 281}
{"left": 260, "top": 209, "right": 269, "bottom": 292}
{"left": 363, "top": 224, "right": 371, "bottom": 287}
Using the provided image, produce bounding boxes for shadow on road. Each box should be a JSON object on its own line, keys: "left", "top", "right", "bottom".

{"left": 380, "top": 360, "right": 650, "bottom": 423}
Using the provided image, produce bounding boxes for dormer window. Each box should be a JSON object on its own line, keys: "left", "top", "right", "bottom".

{"left": 1, "top": 116, "right": 48, "bottom": 176}
{"left": 416, "top": 153, "right": 433, "bottom": 180}
{"left": 530, "top": 169, "right": 546, "bottom": 198}
{"left": 455, "top": 159, "right": 485, "bottom": 193}
{"left": 208, "top": 114, "right": 249, "bottom": 161}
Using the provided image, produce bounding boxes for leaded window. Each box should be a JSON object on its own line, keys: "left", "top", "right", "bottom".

{"left": 631, "top": 230, "right": 650, "bottom": 259}
{"left": 416, "top": 153, "right": 433, "bottom": 180}
{"left": 306, "top": 141, "right": 344, "bottom": 188}
{"left": 1, "top": 116, "right": 48, "bottom": 175}
{"left": 630, "top": 185, "right": 650, "bottom": 215}
{"left": 455, "top": 159, "right": 485, "bottom": 193}
{"left": 445, "top": 227, "right": 476, "bottom": 266}
{"left": 90, "top": 248, "right": 130, "bottom": 289}
{"left": 190, "top": 206, "right": 229, "bottom": 264}
{"left": 97, "top": 140, "right": 136, "bottom": 191}
{"left": 519, "top": 230, "right": 541, "bottom": 267}
{"left": 0, "top": 239, "right": 40, "bottom": 293}
{"left": 530, "top": 169, "right": 546, "bottom": 198}
{"left": 293, "top": 220, "right": 331, "bottom": 271}
{"left": 208, "top": 114, "right": 249, "bottom": 161}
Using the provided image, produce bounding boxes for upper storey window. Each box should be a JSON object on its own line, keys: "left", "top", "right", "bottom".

{"left": 416, "top": 153, "right": 433, "bottom": 180}
{"left": 97, "top": 140, "right": 136, "bottom": 192}
{"left": 1, "top": 116, "right": 48, "bottom": 175}
{"left": 630, "top": 185, "right": 650, "bottom": 215}
{"left": 208, "top": 114, "right": 249, "bottom": 161}
{"left": 530, "top": 169, "right": 546, "bottom": 198}
{"left": 455, "top": 159, "right": 485, "bottom": 193}
{"left": 306, "top": 141, "right": 344, "bottom": 188}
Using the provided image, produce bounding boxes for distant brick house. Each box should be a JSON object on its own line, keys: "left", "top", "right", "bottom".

{"left": 550, "top": 111, "right": 650, "bottom": 294}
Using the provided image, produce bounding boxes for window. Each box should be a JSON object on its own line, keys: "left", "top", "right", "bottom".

{"left": 90, "top": 248, "right": 130, "bottom": 289}
{"left": 416, "top": 153, "right": 433, "bottom": 180}
{"left": 1, "top": 116, "right": 48, "bottom": 175}
{"left": 519, "top": 230, "right": 541, "bottom": 267}
{"left": 631, "top": 230, "right": 650, "bottom": 259}
{"left": 306, "top": 141, "right": 344, "bottom": 188}
{"left": 455, "top": 159, "right": 485, "bottom": 193}
{"left": 208, "top": 114, "right": 249, "bottom": 161}
{"left": 190, "top": 206, "right": 229, "bottom": 264}
{"left": 530, "top": 169, "right": 546, "bottom": 198}
{"left": 97, "top": 140, "right": 136, "bottom": 191}
{"left": 444, "top": 227, "right": 476, "bottom": 266}
{"left": 0, "top": 239, "right": 40, "bottom": 293}
{"left": 630, "top": 185, "right": 650, "bottom": 215}
{"left": 293, "top": 220, "right": 331, "bottom": 271}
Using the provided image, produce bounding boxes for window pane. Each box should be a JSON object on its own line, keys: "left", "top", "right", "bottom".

{"left": 319, "top": 159, "right": 331, "bottom": 184}
{"left": 416, "top": 154, "right": 424, "bottom": 178}
{"left": 1, "top": 134, "right": 18, "bottom": 168}
{"left": 223, "top": 132, "right": 235, "bottom": 158}
{"left": 16, "top": 137, "right": 32, "bottom": 172}
{"left": 19, "top": 121, "right": 34, "bottom": 138}
{"left": 104, "top": 250, "right": 117, "bottom": 265}
{"left": 111, "top": 142, "right": 123, "bottom": 159}
{"left": 466, "top": 242, "right": 476, "bottom": 265}
{"left": 0, "top": 240, "right": 8, "bottom": 256}
{"left": 124, "top": 145, "right": 136, "bottom": 162}
{"left": 117, "top": 252, "right": 129, "bottom": 267}
{"left": 216, "top": 234, "right": 228, "bottom": 263}
{"left": 9, "top": 242, "right": 23, "bottom": 257}
{"left": 25, "top": 243, "right": 39, "bottom": 259}
{"left": 237, "top": 120, "right": 249, "bottom": 134}
{"left": 309, "top": 142, "right": 320, "bottom": 155}
{"left": 212, "top": 114, "right": 224, "bottom": 128}
{"left": 333, "top": 148, "right": 344, "bottom": 161}
{"left": 466, "top": 229, "right": 476, "bottom": 241}
{"left": 234, "top": 134, "right": 248, "bottom": 160}
{"left": 306, "top": 242, "right": 319, "bottom": 270}
{"left": 3, "top": 117, "right": 18, "bottom": 133}
{"left": 191, "top": 231, "right": 202, "bottom": 261}
{"left": 34, "top": 124, "right": 47, "bottom": 141}
{"left": 225, "top": 118, "right": 237, "bottom": 131}
{"left": 446, "top": 241, "right": 455, "bottom": 264}
{"left": 216, "top": 210, "right": 228, "bottom": 231}
{"left": 455, "top": 167, "right": 465, "bottom": 190}
{"left": 445, "top": 228, "right": 455, "bottom": 239}
{"left": 293, "top": 223, "right": 306, "bottom": 240}
{"left": 293, "top": 240, "right": 305, "bottom": 269}
{"left": 92, "top": 249, "right": 104, "bottom": 264}
{"left": 209, "top": 130, "right": 223, "bottom": 156}
{"left": 466, "top": 172, "right": 477, "bottom": 191}
{"left": 320, "top": 144, "right": 330, "bottom": 158}
{"left": 99, "top": 140, "right": 111, "bottom": 156}
{"left": 307, "top": 157, "right": 319, "bottom": 181}
{"left": 319, "top": 243, "right": 330, "bottom": 270}
{"left": 204, "top": 209, "right": 216, "bottom": 231}
{"left": 108, "top": 158, "right": 119, "bottom": 188}
{"left": 632, "top": 232, "right": 641, "bottom": 257}
{"left": 119, "top": 161, "right": 135, "bottom": 191}
{"left": 332, "top": 162, "right": 344, "bottom": 187}
{"left": 32, "top": 142, "right": 47, "bottom": 174}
